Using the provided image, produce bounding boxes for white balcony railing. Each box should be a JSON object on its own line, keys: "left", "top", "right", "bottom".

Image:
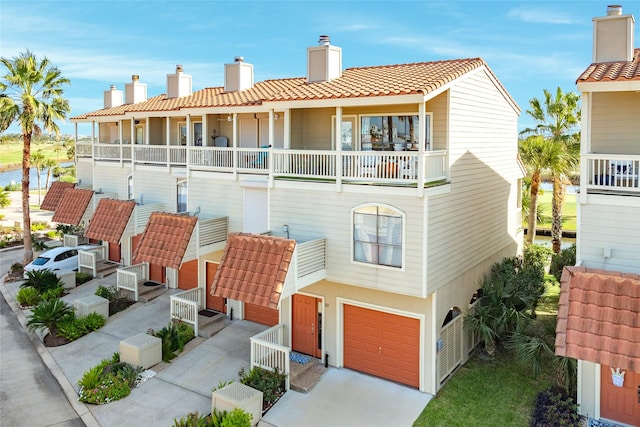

{"left": 76, "top": 142, "right": 93, "bottom": 158}
{"left": 87, "top": 144, "right": 448, "bottom": 186}
{"left": 250, "top": 324, "right": 290, "bottom": 390}
{"left": 585, "top": 154, "right": 640, "bottom": 193}
{"left": 116, "top": 262, "right": 149, "bottom": 301}
{"left": 170, "top": 287, "right": 203, "bottom": 336}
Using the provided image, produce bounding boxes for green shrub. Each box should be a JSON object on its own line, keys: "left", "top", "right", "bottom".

{"left": 32, "top": 236, "right": 49, "bottom": 252}
{"left": 95, "top": 285, "right": 118, "bottom": 301}
{"left": 21, "top": 270, "right": 64, "bottom": 294}
{"left": 16, "top": 286, "right": 41, "bottom": 307}
{"left": 172, "top": 409, "right": 251, "bottom": 427}
{"left": 530, "top": 386, "right": 582, "bottom": 427}
{"left": 238, "top": 367, "right": 287, "bottom": 408}
{"left": 27, "top": 298, "right": 73, "bottom": 337}
{"left": 221, "top": 408, "right": 252, "bottom": 427}
{"left": 75, "top": 272, "right": 93, "bottom": 285}
{"left": 30, "top": 221, "right": 49, "bottom": 231}
{"left": 57, "top": 312, "right": 106, "bottom": 341}
{"left": 41, "top": 285, "right": 65, "bottom": 301}
{"left": 78, "top": 353, "right": 141, "bottom": 404}
{"left": 46, "top": 230, "right": 58, "bottom": 239}
{"left": 549, "top": 244, "right": 576, "bottom": 282}
{"left": 10, "top": 262, "right": 23, "bottom": 275}
{"left": 151, "top": 321, "right": 194, "bottom": 362}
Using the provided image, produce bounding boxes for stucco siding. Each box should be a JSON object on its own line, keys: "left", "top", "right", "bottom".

{"left": 590, "top": 92, "right": 640, "bottom": 154}
{"left": 427, "top": 69, "right": 520, "bottom": 294}
{"left": 580, "top": 202, "right": 640, "bottom": 273}
{"left": 270, "top": 187, "right": 425, "bottom": 297}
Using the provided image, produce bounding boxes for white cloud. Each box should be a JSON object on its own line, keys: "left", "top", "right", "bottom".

{"left": 508, "top": 6, "right": 579, "bottom": 25}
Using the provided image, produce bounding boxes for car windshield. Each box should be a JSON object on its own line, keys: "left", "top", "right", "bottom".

{"left": 31, "top": 257, "right": 50, "bottom": 266}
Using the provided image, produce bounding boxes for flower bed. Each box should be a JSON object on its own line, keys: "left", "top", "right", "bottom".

{"left": 78, "top": 353, "right": 149, "bottom": 404}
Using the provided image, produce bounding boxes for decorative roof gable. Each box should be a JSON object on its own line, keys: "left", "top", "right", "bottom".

{"left": 40, "top": 181, "right": 76, "bottom": 211}
{"left": 85, "top": 199, "right": 136, "bottom": 243}
{"left": 52, "top": 188, "right": 94, "bottom": 226}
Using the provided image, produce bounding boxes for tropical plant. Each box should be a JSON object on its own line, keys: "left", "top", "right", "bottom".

{"left": 520, "top": 177, "right": 551, "bottom": 227}
{"left": 16, "top": 286, "right": 41, "bottom": 307}
{"left": 21, "top": 269, "right": 64, "bottom": 294}
{"left": 0, "top": 50, "right": 71, "bottom": 265}
{"left": 0, "top": 189, "right": 10, "bottom": 208}
{"left": 77, "top": 353, "right": 142, "bottom": 404}
{"left": 150, "top": 321, "right": 195, "bottom": 362}
{"left": 26, "top": 298, "right": 73, "bottom": 337}
{"left": 30, "top": 149, "right": 45, "bottom": 204}
{"left": 238, "top": 366, "right": 287, "bottom": 408}
{"left": 520, "top": 87, "right": 580, "bottom": 253}
{"left": 549, "top": 244, "right": 576, "bottom": 282}
{"left": 172, "top": 409, "right": 251, "bottom": 427}
{"left": 44, "top": 157, "right": 58, "bottom": 190}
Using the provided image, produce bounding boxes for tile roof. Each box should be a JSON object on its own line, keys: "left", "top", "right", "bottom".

{"left": 52, "top": 188, "right": 94, "bottom": 225}
{"left": 40, "top": 181, "right": 76, "bottom": 211}
{"left": 73, "top": 57, "right": 517, "bottom": 119}
{"left": 211, "top": 233, "right": 296, "bottom": 310}
{"left": 555, "top": 266, "right": 640, "bottom": 372}
{"left": 85, "top": 199, "right": 136, "bottom": 243}
{"left": 268, "top": 58, "right": 489, "bottom": 101}
{"left": 577, "top": 48, "right": 640, "bottom": 83}
{"left": 132, "top": 212, "right": 198, "bottom": 270}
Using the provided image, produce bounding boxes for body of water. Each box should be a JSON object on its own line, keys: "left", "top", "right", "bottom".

{"left": 539, "top": 181, "right": 579, "bottom": 194}
{"left": 0, "top": 162, "right": 73, "bottom": 190}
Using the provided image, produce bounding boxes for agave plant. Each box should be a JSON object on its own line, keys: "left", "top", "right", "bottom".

{"left": 26, "top": 298, "right": 73, "bottom": 337}
{"left": 21, "top": 269, "right": 64, "bottom": 294}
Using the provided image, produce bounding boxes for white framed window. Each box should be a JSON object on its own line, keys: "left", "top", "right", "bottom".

{"left": 177, "top": 180, "right": 187, "bottom": 213}
{"left": 352, "top": 204, "right": 404, "bottom": 268}
{"left": 359, "top": 113, "right": 432, "bottom": 151}
{"left": 127, "top": 175, "right": 133, "bottom": 200}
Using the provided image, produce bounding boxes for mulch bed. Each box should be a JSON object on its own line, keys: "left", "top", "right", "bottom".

{"left": 109, "top": 298, "right": 135, "bottom": 316}
{"left": 43, "top": 333, "right": 71, "bottom": 347}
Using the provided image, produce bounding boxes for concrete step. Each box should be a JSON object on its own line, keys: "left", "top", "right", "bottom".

{"left": 138, "top": 284, "right": 168, "bottom": 303}
{"left": 290, "top": 359, "right": 327, "bottom": 393}
{"left": 96, "top": 261, "right": 120, "bottom": 278}
{"left": 197, "top": 313, "right": 231, "bottom": 338}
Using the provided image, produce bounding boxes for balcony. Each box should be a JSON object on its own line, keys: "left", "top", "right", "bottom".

{"left": 80, "top": 143, "right": 448, "bottom": 187}
{"left": 585, "top": 154, "right": 640, "bottom": 194}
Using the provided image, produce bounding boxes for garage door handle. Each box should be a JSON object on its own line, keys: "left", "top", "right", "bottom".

{"left": 378, "top": 347, "right": 382, "bottom": 355}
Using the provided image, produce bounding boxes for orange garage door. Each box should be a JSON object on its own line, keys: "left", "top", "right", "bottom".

{"left": 344, "top": 304, "right": 420, "bottom": 388}
{"left": 178, "top": 259, "right": 198, "bottom": 290}
{"left": 244, "top": 303, "right": 279, "bottom": 327}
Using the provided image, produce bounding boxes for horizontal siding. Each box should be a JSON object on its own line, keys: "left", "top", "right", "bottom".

{"left": 187, "top": 177, "right": 244, "bottom": 233}
{"left": 427, "top": 69, "right": 520, "bottom": 293}
{"left": 580, "top": 203, "right": 640, "bottom": 273}
{"left": 134, "top": 169, "right": 179, "bottom": 210}
{"left": 428, "top": 93, "right": 447, "bottom": 151}
{"left": 76, "top": 160, "right": 93, "bottom": 187}
{"left": 93, "top": 163, "right": 131, "bottom": 198}
{"left": 270, "top": 188, "right": 425, "bottom": 297}
{"left": 590, "top": 92, "right": 640, "bottom": 153}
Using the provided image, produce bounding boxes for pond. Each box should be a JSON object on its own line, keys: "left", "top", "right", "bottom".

{"left": 531, "top": 235, "right": 576, "bottom": 251}
{"left": 0, "top": 162, "right": 73, "bottom": 190}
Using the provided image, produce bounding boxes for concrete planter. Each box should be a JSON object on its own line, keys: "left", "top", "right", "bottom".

{"left": 212, "top": 382, "right": 263, "bottom": 427}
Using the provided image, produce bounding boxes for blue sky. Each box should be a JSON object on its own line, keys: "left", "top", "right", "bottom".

{"left": 1, "top": 1, "right": 638, "bottom": 136}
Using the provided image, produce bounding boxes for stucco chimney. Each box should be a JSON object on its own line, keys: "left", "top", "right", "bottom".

{"left": 224, "top": 56, "right": 254, "bottom": 92}
{"left": 103, "top": 85, "right": 123, "bottom": 108}
{"left": 592, "top": 5, "right": 635, "bottom": 63}
{"left": 167, "top": 65, "right": 192, "bottom": 99}
{"left": 125, "top": 75, "right": 147, "bottom": 104}
{"left": 307, "top": 35, "right": 342, "bottom": 83}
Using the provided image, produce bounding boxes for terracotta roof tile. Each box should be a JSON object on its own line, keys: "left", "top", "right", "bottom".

{"left": 85, "top": 199, "right": 136, "bottom": 243}
{"left": 40, "top": 181, "right": 76, "bottom": 211}
{"left": 132, "top": 212, "right": 197, "bottom": 270}
{"left": 52, "top": 189, "right": 94, "bottom": 225}
{"left": 73, "top": 57, "right": 518, "bottom": 119}
{"left": 211, "top": 233, "right": 295, "bottom": 310}
{"left": 577, "top": 48, "right": 640, "bottom": 83}
{"left": 555, "top": 266, "right": 640, "bottom": 372}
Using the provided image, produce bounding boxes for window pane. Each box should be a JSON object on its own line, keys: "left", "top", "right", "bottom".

{"left": 354, "top": 241, "right": 377, "bottom": 264}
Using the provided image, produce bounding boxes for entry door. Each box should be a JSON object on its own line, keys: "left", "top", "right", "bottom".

{"left": 108, "top": 242, "right": 121, "bottom": 263}
{"left": 205, "top": 262, "right": 226, "bottom": 313}
{"left": 292, "top": 294, "right": 322, "bottom": 358}
{"left": 601, "top": 365, "right": 640, "bottom": 426}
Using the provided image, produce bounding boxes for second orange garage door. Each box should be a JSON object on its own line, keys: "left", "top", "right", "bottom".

{"left": 244, "top": 303, "right": 279, "bottom": 327}
{"left": 344, "top": 304, "right": 420, "bottom": 388}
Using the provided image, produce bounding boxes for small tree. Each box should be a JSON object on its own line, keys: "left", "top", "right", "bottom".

{"left": 30, "top": 149, "right": 45, "bottom": 204}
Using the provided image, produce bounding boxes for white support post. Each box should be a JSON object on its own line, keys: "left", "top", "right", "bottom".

{"left": 283, "top": 109, "right": 291, "bottom": 149}
{"left": 335, "top": 106, "right": 343, "bottom": 191}
{"left": 417, "top": 102, "right": 426, "bottom": 197}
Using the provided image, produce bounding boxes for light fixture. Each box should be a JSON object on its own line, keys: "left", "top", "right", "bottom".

{"left": 274, "top": 113, "right": 280, "bottom": 120}
{"left": 227, "top": 115, "right": 232, "bottom": 122}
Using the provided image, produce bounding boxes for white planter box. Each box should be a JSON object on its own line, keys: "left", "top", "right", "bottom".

{"left": 212, "top": 382, "right": 263, "bottom": 427}
{"left": 119, "top": 333, "right": 162, "bottom": 369}
{"left": 55, "top": 270, "right": 76, "bottom": 290}
{"left": 74, "top": 295, "right": 109, "bottom": 318}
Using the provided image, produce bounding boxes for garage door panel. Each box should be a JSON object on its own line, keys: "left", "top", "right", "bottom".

{"left": 245, "top": 303, "right": 279, "bottom": 327}
{"left": 344, "top": 305, "right": 419, "bottom": 388}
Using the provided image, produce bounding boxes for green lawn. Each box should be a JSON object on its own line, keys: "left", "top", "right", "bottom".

{"left": 524, "top": 191, "right": 577, "bottom": 231}
{"left": 0, "top": 142, "right": 68, "bottom": 171}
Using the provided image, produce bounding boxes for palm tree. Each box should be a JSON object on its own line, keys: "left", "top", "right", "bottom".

{"left": 31, "top": 149, "right": 45, "bottom": 204}
{"left": 520, "top": 87, "right": 580, "bottom": 253}
{"left": 518, "top": 135, "right": 565, "bottom": 244}
{"left": 0, "top": 51, "right": 70, "bottom": 265}
{"left": 44, "top": 157, "right": 58, "bottom": 191}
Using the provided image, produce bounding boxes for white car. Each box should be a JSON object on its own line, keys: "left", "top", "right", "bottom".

{"left": 23, "top": 245, "right": 93, "bottom": 278}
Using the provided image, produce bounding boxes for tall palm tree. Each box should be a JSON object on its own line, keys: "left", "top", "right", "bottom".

{"left": 0, "top": 51, "right": 70, "bottom": 264}
{"left": 44, "top": 157, "right": 58, "bottom": 191}
{"left": 519, "top": 135, "right": 565, "bottom": 244}
{"left": 520, "top": 87, "right": 580, "bottom": 253}
{"left": 31, "top": 149, "right": 45, "bottom": 204}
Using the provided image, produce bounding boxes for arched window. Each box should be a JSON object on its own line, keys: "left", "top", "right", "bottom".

{"left": 352, "top": 204, "right": 404, "bottom": 268}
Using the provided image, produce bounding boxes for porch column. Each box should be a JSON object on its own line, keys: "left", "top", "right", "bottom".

{"left": 579, "top": 92, "right": 590, "bottom": 206}
{"left": 145, "top": 119, "right": 150, "bottom": 145}
{"left": 74, "top": 122, "right": 78, "bottom": 164}
{"left": 417, "top": 102, "right": 425, "bottom": 197}
{"left": 335, "top": 106, "right": 343, "bottom": 191}
{"left": 283, "top": 109, "right": 291, "bottom": 149}
{"left": 186, "top": 114, "right": 192, "bottom": 146}
{"left": 232, "top": 113, "right": 238, "bottom": 174}
{"left": 201, "top": 114, "right": 207, "bottom": 147}
{"left": 131, "top": 117, "right": 136, "bottom": 165}
{"left": 118, "top": 120, "right": 123, "bottom": 165}
{"left": 166, "top": 117, "right": 171, "bottom": 146}
{"left": 268, "top": 110, "right": 275, "bottom": 188}
{"left": 269, "top": 109, "right": 275, "bottom": 147}
{"left": 91, "top": 120, "right": 96, "bottom": 188}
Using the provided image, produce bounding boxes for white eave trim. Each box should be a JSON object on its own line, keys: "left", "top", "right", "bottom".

{"left": 264, "top": 93, "right": 425, "bottom": 110}
{"left": 577, "top": 80, "right": 640, "bottom": 92}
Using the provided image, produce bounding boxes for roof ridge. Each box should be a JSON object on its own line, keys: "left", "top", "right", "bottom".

{"left": 345, "top": 57, "right": 484, "bottom": 71}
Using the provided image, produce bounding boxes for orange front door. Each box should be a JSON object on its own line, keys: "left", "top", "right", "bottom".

{"left": 601, "top": 365, "right": 640, "bottom": 426}
{"left": 343, "top": 304, "right": 420, "bottom": 388}
{"left": 292, "top": 294, "right": 321, "bottom": 358}
{"left": 178, "top": 259, "right": 198, "bottom": 290}
{"left": 108, "top": 242, "right": 121, "bottom": 263}
{"left": 205, "top": 262, "right": 226, "bottom": 313}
